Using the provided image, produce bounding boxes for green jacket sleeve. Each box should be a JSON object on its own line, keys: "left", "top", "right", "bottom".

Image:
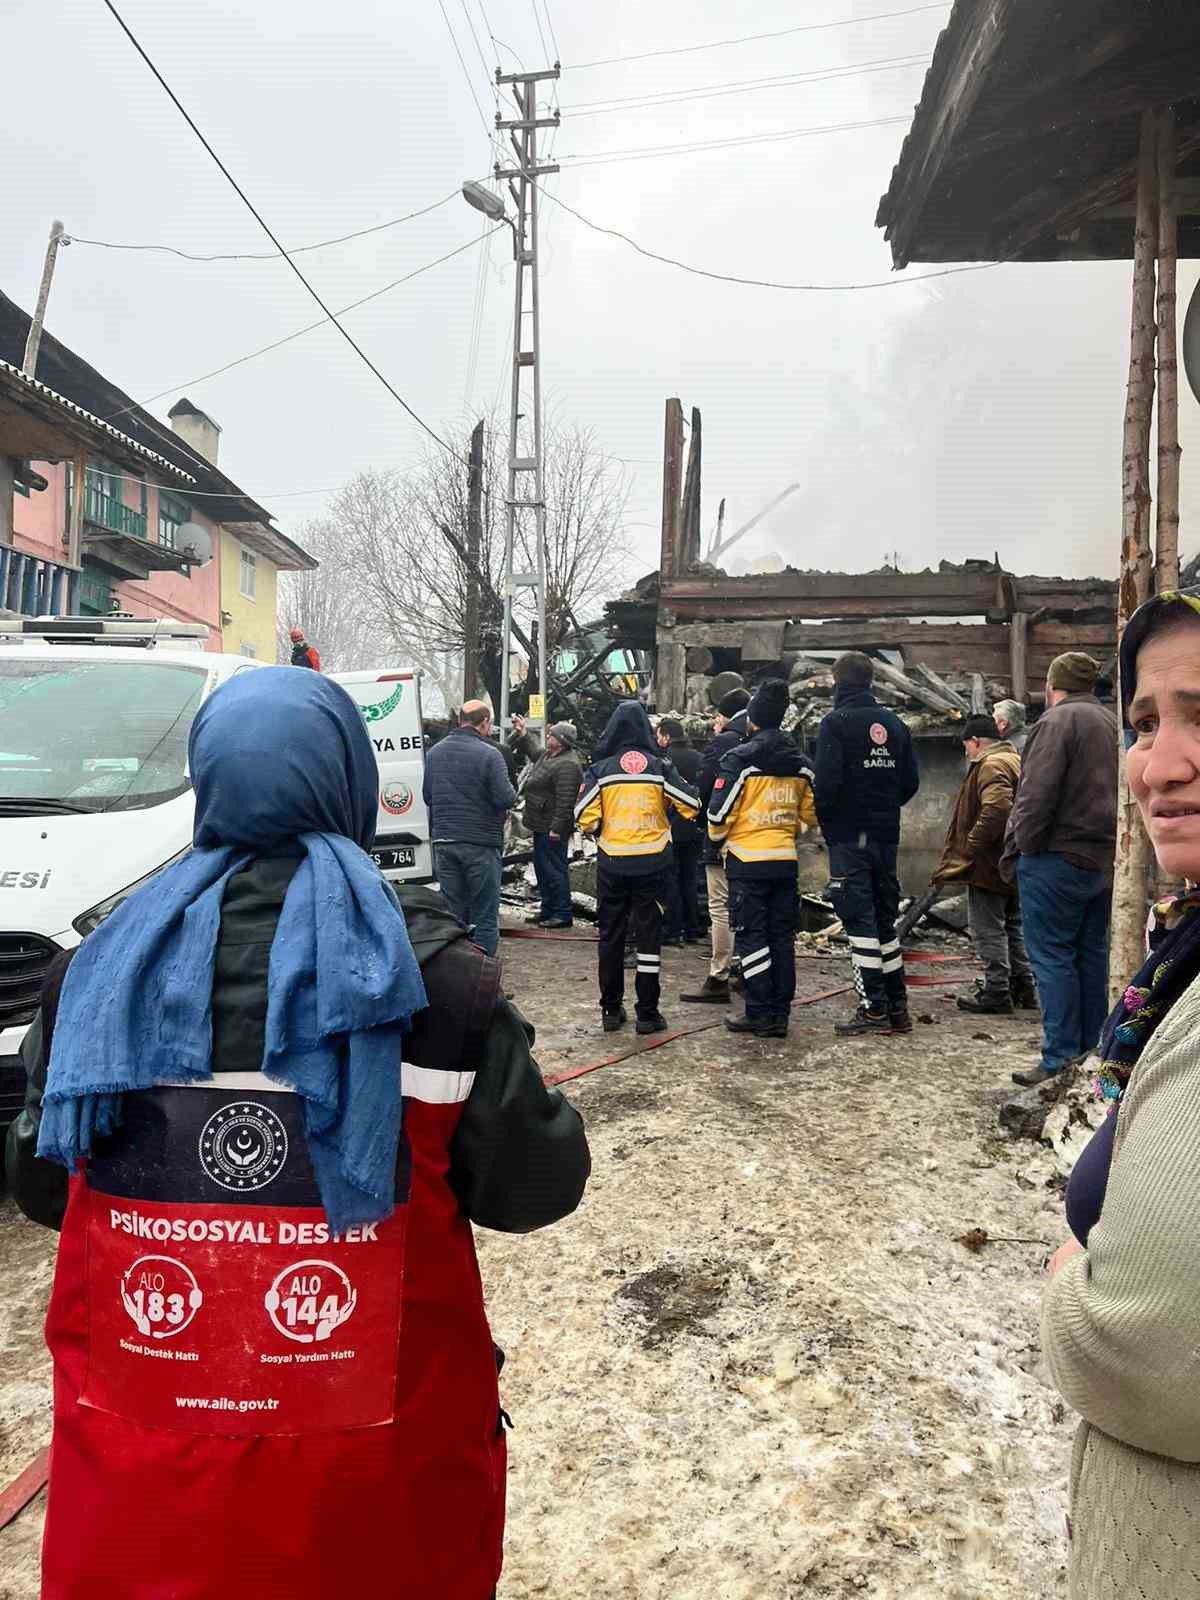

{"left": 6, "top": 1011, "right": 69, "bottom": 1231}
{"left": 449, "top": 999, "right": 590, "bottom": 1233}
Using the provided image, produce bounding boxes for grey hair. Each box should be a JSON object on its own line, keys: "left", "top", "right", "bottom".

{"left": 992, "top": 698, "right": 1026, "bottom": 730}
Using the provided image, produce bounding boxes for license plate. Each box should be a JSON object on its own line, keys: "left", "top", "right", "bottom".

{"left": 372, "top": 846, "right": 416, "bottom": 871}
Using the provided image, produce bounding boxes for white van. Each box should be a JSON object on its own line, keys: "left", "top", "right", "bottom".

{"left": 329, "top": 668, "right": 432, "bottom": 881}
{"left": 0, "top": 618, "right": 429, "bottom": 1159}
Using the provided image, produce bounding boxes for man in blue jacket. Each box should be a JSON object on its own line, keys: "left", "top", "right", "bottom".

{"left": 813, "top": 653, "right": 920, "bottom": 1037}
{"left": 423, "top": 700, "right": 517, "bottom": 956}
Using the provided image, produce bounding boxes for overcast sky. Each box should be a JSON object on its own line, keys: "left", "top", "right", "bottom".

{"left": 6, "top": 0, "right": 1198, "bottom": 582}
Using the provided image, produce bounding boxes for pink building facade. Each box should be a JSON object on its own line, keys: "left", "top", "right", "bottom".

{"left": 11, "top": 456, "right": 225, "bottom": 648}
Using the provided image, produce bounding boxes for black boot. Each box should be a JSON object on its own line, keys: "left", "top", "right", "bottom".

{"left": 762, "top": 1016, "right": 789, "bottom": 1039}
{"left": 602, "top": 1006, "right": 627, "bottom": 1033}
{"left": 680, "top": 977, "right": 731, "bottom": 1005}
{"left": 1011, "top": 979, "right": 1039, "bottom": 1010}
{"left": 957, "top": 990, "right": 1014, "bottom": 1015}
{"left": 888, "top": 1008, "right": 913, "bottom": 1034}
{"left": 835, "top": 1006, "right": 891, "bottom": 1038}
{"left": 725, "top": 1013, "right": 771, "bottom": 1037}
{"left": 636, "top": 1011, "right": 669, "bottom": 1036}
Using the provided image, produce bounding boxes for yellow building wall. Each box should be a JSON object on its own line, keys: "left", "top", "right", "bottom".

{"left": 219, "top": 528, "right": 280, "bottom": 662}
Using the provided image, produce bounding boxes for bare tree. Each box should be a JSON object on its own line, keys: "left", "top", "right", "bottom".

{"left": 275, "top": 518, "right": 377, "bottom": 672}
{"left": 332, "top": 411, "right": 635, "bottom": 709}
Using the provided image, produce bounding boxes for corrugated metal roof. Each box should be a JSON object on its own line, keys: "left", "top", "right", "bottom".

{"left": 0, "top": 359, "right": 195, "bottom": 482}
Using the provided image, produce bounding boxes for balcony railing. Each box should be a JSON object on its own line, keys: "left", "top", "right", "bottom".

{"left": 0, "top": 546, "right": 79, "bottom": 617}
{"left": 84, "top": 480, "right": 147, "bottom": 540}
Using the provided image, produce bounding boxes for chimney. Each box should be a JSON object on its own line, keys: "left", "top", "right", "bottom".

{"left": 167, "top": 396, "right": 221, "bottom": 465}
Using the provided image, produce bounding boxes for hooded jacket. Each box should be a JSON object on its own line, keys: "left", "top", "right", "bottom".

{"left": 813, "top": 684, "right": 920, "bottom": 843}
{"left": 698, "top": 709, "right": 749, "bottom": 865}
{"left": 574, "top": 702, "right": 699, "bottom": 875}
{"left": 933, "top": 739, "right": 1022, "bottom": 895}
{"left": 708, "top": 728, "right": 818, "bottom": 878}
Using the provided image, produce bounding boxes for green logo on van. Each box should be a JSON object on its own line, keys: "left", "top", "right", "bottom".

{"left": 356, "top": 682, "right": 404, "bottom": 723}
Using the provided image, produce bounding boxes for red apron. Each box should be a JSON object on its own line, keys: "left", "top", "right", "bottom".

{"left": 41, "top": 1069, "right": 505, "bottom": 1599}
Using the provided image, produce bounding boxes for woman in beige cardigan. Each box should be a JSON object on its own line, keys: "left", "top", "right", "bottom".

{"left": 1043, "top": 587, "right": 1200, "bottom": 1599}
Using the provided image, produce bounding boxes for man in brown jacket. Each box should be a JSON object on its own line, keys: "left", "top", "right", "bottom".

{"left": 1008, "top": 652, "right": 1118, "bottom": 1085}
{"left": 935, "top": 715, "right": 1036, "bottom": 1015}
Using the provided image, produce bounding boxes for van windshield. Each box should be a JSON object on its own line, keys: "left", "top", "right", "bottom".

{"left": 0, "top": 658, "right": 208, "bottom": 812}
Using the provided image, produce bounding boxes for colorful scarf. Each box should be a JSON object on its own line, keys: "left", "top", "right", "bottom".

{"left": 1094, "top": 887, "right": 1200, "bottom": 1101}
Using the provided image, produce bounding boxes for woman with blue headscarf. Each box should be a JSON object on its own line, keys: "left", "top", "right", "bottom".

{"left": 11, "top": 667, "right": 589, "bottom": 1600}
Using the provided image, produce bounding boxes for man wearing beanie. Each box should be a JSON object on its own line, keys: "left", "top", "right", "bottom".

{"left": 683, "top": 687, "right": 752, "bottom": 1004}
{"left": 1009, "top": 652, "right": 1118, "bottom": 1086}
{"left": 509, "top": 714, "right": 584, "bottom": 928}
{"left": 813, "top": 653, "right": 920, "bottom": 1036}
{"left": 708, "top": 680, "right": 817, "bottom": 1038}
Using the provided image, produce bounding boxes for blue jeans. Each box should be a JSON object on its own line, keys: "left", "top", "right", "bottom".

{"left": 532, "top": 831, "right": 572, "bottom": 924}
{"left": 434, "top": 842, "right": 503, "bottom": 956}
{"left": 1017, "top": 854, "right": 1112, "bottom": 1072}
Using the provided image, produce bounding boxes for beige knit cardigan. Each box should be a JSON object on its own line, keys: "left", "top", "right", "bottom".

{"left": 1043, "top": 972, "right": 1200, "bottom": 1600}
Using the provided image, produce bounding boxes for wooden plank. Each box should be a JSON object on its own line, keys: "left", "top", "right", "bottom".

{"left": 0, "top": 1446, "right": 49, "bottom": 1532}
{"left": 659, "top": 399, "right": 684, "bottom": 582}
{"left": 665, "top": 570, "right": 1002, "bottom": 605}
{"left": 970, "top": 673, "right": 988, "bottom": 714}
{"left": 911, "top": 663, "right": 971, "bottom": 713}
{"left": 870, "top": 659, "right": 965, "bottom": 717}
{"left": 1010, "top": 611, "right": 1028, "bottom": 703}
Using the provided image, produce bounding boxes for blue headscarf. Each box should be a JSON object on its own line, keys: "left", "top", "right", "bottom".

{"left": 38, "top": 667, "right": 427, "bottom": 1234}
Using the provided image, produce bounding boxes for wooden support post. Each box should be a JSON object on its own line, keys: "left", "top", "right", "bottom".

{"left": 1110, "top": 111, "right": 1160, "bottom": 1000}
{"left": 680, "top": 406, "right": 702, "bottom": 566}
{"left": 1156, "top": 109, "right": 1181, "bottom": 594}
{"left": 1009, "top": 612, "right": 1028, "bottom": 704}
{"left": 654, "top": 625, "right": 687, "bottom": 713}
{"left": 462, "top": 419, "right": 484, "bottom": 702}
{"left": 66, "top": 449, "right": 86, "bottom": 568}
{"left": 659, "top": 399, "right": 684, "bottom": 581}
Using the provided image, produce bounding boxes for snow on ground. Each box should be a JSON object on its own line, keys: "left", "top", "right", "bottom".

{"left": 0, "top": 932, "right": 1074, "bottom": 1599}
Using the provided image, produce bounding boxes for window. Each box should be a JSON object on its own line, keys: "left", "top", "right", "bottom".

{"left": 158, "top": 492, "right": 190, "bottom": 551}
{"left": 239, "top": 547, "right": 257, "bottom": 601}
{"left": 240, "top": 641, "right": 257, "bottom": 659}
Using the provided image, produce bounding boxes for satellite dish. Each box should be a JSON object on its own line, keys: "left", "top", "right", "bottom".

{"left": 1183, "top": 278, "right": 1200, "bottom": 406}
{"left": 177, "top": 522, "right": 213, "bottom": 565}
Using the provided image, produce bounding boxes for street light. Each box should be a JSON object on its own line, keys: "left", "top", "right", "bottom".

{"left": 461, "top": 181, "right": 507, "bottom": 224}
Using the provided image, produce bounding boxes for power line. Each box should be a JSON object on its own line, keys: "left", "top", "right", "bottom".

{"left": 103, "top": 232, "right": 496, "bottom": 424}
{"left": 99, "top": 0, "right": 457, "bottom": 455}
{"left": 563, "top": 54, "right": 930, "bottom": 117}
{"left": 566, "top": 2, "right": 949, "bottom": 70}
{"left": 96, "top": 470, "right": 342, "bottom": 500}
{"left": 436, "top": 0, "right": 494, "bottom": 143}
{"left": 528, "top": 0, "right": 550, "bottom": 62}
{"left": 559, "top": 112, "right": 913, "bottom": 168}
{"left": 537, "top": 186, "right": 1001, "bottom": 291}
{"left": 65, "top": 191, "right": 458, "bottom": 262}
{"left": 539, "top": 0, "right": 562, "bottom": 63}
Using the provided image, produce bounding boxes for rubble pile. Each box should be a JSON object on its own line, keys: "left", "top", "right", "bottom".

{"left": 664, "top": 653, "right": 1011, "bottom": 740}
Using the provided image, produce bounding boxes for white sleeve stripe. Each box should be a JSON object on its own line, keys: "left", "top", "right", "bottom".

{"left": 402, "top": 1063, "right": 476, "bottom": 1104}
{"left": 574, "top": 783, "right": 600, "bottom": 818}
{"left": 848, "top": 936, "right": 881, "bottom": 951}
{"left": 708, "top": 766, "right": 754, "bottom": 823}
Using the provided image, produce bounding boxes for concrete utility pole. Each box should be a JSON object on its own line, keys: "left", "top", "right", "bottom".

{"left": 493, "top": 62, "right": 560, "bottom": 731}
{"left": 22, "top": 220, "right": 66, "bottom": 380}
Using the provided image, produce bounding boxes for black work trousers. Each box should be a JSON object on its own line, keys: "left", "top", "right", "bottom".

{"left": 665, "top": 835, "right": 704, "bottom": 940}
{"left": 730, "top": 874, "right": 798, "bottom": 1022}
{"left": 827, "top": 837, "right": 906, "bottom": 1014}
{"left": 598, "top": 864, "right": 668, "bottom": 1017}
